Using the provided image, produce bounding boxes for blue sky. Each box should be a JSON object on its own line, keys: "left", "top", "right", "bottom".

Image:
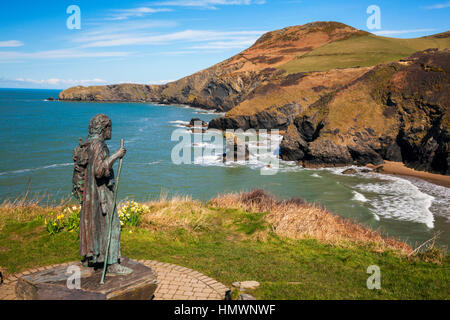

{"left": 0, "top": 0, "right": 449, "bottom": 89}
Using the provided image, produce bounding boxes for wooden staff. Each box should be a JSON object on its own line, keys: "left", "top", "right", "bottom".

{"left": 100, "top": 139, "right": 124, "bottom": 284}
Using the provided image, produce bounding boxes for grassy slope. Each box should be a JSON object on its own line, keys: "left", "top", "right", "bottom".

{"left": 0, "top": 196, "right": 448, "bottom": 300}
{"left": 227, "top": 67, "right": 369, "bottom": 117}
{"left": 279, "top": 33, "right": 450, "bottom": 74}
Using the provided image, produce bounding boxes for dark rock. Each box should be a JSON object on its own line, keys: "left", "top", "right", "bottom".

{"left": 209, "top": 116, "right": 250, "bottom": 130}
{"left": 383, "top": 140, "right": 403, "bottom": 162}
{"left": 342, "top": 168, "right": 357, "bottom": 174}
{"left": 223, "top": 133, "right": 250, "bottom": 162}
{"left": 304, "top": 139, "right": 353, "bottom": 167}
{"left": 360, "top": 169, "right": 371, "bottom": 173}
{"left": 280, "top": 124, "right": 308, "bottom": 161}
{"left": 294, "top": 115, "right": 323, "bottom": 142}
{"left": 209, "top": 103, "right": 302, "bottom": 131}
{"left": 188, "top": 118, "right": 208, "bottom": 127}
{"left": 347, "top": 143, "right": 384, "bottom": 166}
{"left": 397, "top": 120, "right": 449, "bottom": 175}
{"left": 373, "top": 166, "right": 384, "bottom": 173}
{"left": 47, "top": 97, "right": 54, "bottom": 101}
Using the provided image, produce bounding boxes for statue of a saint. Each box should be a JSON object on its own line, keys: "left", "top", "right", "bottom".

{"left": 73, "top": 114, "right": 132, "bottom": 275}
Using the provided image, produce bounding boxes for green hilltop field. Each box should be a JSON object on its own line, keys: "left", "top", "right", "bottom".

{"left": 279, "top": 31, "right": 450, "bottom": 73}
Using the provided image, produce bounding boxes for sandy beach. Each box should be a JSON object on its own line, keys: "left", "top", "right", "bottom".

{"left": 368, "top": 161, "right": 450, "bottom": 188}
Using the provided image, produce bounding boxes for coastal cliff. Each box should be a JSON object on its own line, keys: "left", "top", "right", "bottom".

{"left": 59, "top": 22, "right": 450, "bottom": 174}
{"left": 60, "top": 22, "right": 376, "bottom": 110}
{"left": 280, "top": 49, "right": 450, "bottom": 175}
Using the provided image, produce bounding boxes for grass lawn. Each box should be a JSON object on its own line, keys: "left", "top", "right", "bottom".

{"left": 0, "top": 195, "right": 448, "bottom": 300}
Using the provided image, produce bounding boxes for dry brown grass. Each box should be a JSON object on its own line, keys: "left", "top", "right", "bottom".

{"left": 139, "top": 194, "right": 213, "bottom": 232}
{"left": 210, "top": 189, "right": 412, "bottom": 254}
{"left": 0, "top": 193, "right": 70, "bottom": 231}
{"left": 0, "top": 189, "right": 412, "bottom": 255}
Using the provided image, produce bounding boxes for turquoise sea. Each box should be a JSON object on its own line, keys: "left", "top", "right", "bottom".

{"left": 0, "top": 88, "right": 449, "bottom": 247}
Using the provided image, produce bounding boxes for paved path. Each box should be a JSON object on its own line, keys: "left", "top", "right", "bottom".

{"left": 0, "top": 260, "right": 229, "bottom": 300}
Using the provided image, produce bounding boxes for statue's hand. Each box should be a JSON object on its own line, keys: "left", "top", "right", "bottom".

{"left": 116, "top": 146, "right": 127, "bottom": 159}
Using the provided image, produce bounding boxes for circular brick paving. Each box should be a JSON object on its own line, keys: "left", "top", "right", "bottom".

{"left": 0, "top": 260, "right": 229, "bottom": 300}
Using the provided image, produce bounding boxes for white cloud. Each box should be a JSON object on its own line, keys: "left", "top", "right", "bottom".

{"left": 79, "top": 29, "right": 265, "bottom": 48}
{"left": 107, "top": 7, "right": 173, "bottom": 20}
{"left": 424, "top": 2, "right": 450, "bottom": 9}
{"left": 149, "top": 79, "right": 175, "bottom": 84}
{"left": 152, "top": 0, "right": 266, "bottom": 9}
{"left": 0, "top": 49, "right": 131, "bottom": 62}
{"left": 15, "top": 78, "right": 107, "bottom": 86}
{"left": 73, "top": 20, "right": 178, "bottom": 43}
{"left": 3, "top": 77, "right": 174, "bottom": 88}
{"left": 188, "top": 38, "right": 258, "bottom": 49}
{"left": 373, "top": 29, "right": 436, "bottom": 35}
{"left": 10, "top": 78, "right": 109, "bottom": 88}
{"left": 0, "top": 29, "right": 262, "bottom": 63}
{"left": 0, "top": 40, "right": 24, "bottom": 47}
{"left": 80, "top": 20, "right": 177, "bottom": 35}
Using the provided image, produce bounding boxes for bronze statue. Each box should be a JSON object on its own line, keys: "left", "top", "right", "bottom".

{"left": 73, "top": 114, "right": 132, "bottom": 275}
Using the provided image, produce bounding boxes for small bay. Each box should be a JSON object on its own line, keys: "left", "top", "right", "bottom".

{"left": 1, "top": 88, "right": 449, "bottom": 247}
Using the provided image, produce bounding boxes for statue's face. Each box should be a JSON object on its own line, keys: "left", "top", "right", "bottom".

{"left": 104, "top": 122, "right": 112, "bottom": 140}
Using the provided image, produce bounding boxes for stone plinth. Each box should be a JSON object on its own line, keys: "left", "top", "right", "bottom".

{"left": 15, "top": 257, "right": 157, "bottom": 300}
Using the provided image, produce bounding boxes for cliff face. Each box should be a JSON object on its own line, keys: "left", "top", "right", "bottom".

{"left": 59, "top": 22, "right": 450, "bottom": 174}
{"left": 280, "top": 49, "right": 449, "bottom": 174}
{"left": 59, "top": 59, "right": 262, "bottom": 112}
{"left": 209, "top": 103, "right": 302, "bottom": 130}
{"left": 59, "top": 83, "right": 162, "bottom": 103}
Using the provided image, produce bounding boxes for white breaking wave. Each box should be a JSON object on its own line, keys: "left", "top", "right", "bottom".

{"left": 192, "top": 142, "right": 214, "bottom": 148}
{"left": 400, "top": 176, "right": 450, "bottom": 221}
{"left": 191, "top": 132, "right": 282, "bottom": 171}
{"left": 355, "top": 174, "right": 435, "bottom": 228}
{"left": 352, "top": 191, "right": 368, "bottom": 202}
{"left": 316, "top": 165, "right": 439, "bottom": 227}
{"left": 169, "top": 120, "right": 189, "bottom": 125}
{"left": 187, "top": 129, "right": 443, "bottom": 229}
{"left": 148, "top": 160, "right": 163, "bottom": 165}
{"left": 196, "top": 110, "right": 226, "bottom": 116}
{"left": 0, "top": 163, "right": 73, "bottom": 176}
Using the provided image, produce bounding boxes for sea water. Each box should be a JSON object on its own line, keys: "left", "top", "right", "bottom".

{"left": 0, "top": 88, "right": 449, "bottom": 247}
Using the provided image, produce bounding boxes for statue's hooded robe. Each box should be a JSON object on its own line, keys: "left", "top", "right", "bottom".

{"left": 79, "top": 133, "right": 121, "bottom": 265}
